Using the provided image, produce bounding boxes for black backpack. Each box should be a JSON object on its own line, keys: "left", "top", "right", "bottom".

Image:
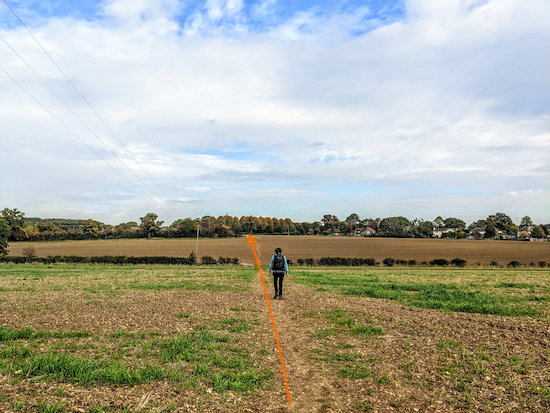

{"left": 273, "top": 254, "right": 285, "bottom": 272}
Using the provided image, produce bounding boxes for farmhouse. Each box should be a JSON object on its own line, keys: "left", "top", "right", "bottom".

{"left": 353, "top": 227, "right": 376, "bottom": 237}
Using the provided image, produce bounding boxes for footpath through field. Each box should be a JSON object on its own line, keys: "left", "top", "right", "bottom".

{"left": 247, "top": 274, "right": 550, "bottom": 412}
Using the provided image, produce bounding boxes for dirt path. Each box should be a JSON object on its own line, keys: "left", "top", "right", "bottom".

{"left": 249, "top": 277, "right": 343, "bottom": 412}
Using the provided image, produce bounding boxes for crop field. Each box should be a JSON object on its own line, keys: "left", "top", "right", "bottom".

{"left": 0, "top": 263, "right": 549, "bottom": 412}
{"left": 7, "top": 236, "right": 550, "bottom": 267}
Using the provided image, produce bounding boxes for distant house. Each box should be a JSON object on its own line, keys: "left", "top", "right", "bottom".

{"left": 470, "top": 227, "right": 486, "bottom": 238}
{"left": 432, "top": 227, "right": 457, "bottom": 238}
{"left": 353, "top": 227, "right": 376, "bottom": 237}
{"left": 130, "top": 226, "right": 140, "bottom": 231}
{"left": 518, "top": 226, "right": 533, "bottom": 237}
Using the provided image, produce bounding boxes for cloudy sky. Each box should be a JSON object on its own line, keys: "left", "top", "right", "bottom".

{"left": 1, "top": 0, "right": 549, "bottom": 226}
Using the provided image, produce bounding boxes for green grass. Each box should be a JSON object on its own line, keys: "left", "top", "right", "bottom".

{"left": 0, "top": 325, "right": 272, "bottom": 393}
{"left": 292, "top": 268, "right": 550, "bottom": 317}
{"left": 0, "top": 264, "right": 255, "bottom": 293}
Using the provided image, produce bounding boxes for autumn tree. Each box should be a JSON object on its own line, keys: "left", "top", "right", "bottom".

{"left": 531, "top": 226, "right": 546, "bottom": 239}
{"left": 82, "top": 219, "right": 102, "bottom": 239}
{"left": 139, "top": 213, "right": 164, "bottom": 238}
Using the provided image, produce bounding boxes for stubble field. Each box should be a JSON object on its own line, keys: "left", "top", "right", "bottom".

{"left": 7, "top": 236, "right": 550, "bottom": 267}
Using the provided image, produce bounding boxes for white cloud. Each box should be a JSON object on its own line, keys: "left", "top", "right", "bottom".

{"left": 0, "top": 0, "right": 548, "bottom": 224}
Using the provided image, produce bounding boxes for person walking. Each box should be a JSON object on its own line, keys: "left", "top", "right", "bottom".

{"left": 269, "top": 247, "right": 289, "bottom": 300}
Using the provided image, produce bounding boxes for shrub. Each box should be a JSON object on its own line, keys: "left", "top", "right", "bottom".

{"left": 22, "top": 246, "right": 36, "bottom": 262}
{"left": 232, "top": 258, "right": 239, "bottom": 265}
{"left": 318, "top": 257, "right": 376, "bottom": 267}
{"left": 539, "top": 262, "right": 547, "bottom": 268}
{"left": 201, "top": 256, "right": 217, "bottom": 265}
{"left": 450, "top": 258, "right": 467, "bottom": 267}
{"left": 429, "top": 258, "right": 449, "bottom": 267}
{"left": 218, "top": 257, "right": 234, "bottom": 265}
{"left": 408, "top": 260, "right": 417, "bottom": 267}
{"left": 508, "top": 260, "right": 521, "bottom": 268}
{"left": 490, "top": 261, "right": 499, "bottom": 267}
{"left": 383, "top": 258, "right": 395, "bottom": 267}
{"left": 297, "top": 258, "right": 304, "bottom": 266}
{"left": 305, "top": 258, "right": 315, "bottom": 266}
{"left": 395, "top": 259, "right": 408, "bottom": 266}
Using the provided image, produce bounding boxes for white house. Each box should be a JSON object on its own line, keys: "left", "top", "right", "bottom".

{"left": 432, "top": 227, "right": 457, "bottom": 238}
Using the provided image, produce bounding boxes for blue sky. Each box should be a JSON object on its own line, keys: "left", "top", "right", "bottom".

{"left": 0, "top": 0, "right": 549, "bottom": 226}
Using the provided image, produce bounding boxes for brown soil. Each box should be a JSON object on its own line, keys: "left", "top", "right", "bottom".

{"left": 8, "top": 236, "right": 550, "bottom": 266}
{"left": 1, "top": 271, "right": 549, "bottom": 412}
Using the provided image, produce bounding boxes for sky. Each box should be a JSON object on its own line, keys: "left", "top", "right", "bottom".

{"left": 0, "top": 0, "right": 549, "bottom": 226}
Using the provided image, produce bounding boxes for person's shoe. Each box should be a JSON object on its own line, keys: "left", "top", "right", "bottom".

{"left": 273, "top": 293, "right": 278, "bottom": 299}
{"left": 278, "top": 295, "right": 283, "bottom": 300}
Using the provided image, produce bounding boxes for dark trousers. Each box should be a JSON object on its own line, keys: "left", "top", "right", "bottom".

{"left": 273, "top": 272, "right": 285, "bottom": 296}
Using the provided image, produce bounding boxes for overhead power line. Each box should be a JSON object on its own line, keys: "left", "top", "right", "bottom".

{"left": 1, "top": 0, "right": 190, "bottom": 219}
{"left": 0, "top": 65, "right": 180, "bottom": 220}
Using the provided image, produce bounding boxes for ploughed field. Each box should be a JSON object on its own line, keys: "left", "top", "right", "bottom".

{"left": 7, "top": 236, "right": 550, "bottom": 267}
{"left": 0, "top": 263, "right": 549, "bottom": 412}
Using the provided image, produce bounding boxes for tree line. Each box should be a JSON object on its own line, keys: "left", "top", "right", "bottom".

{"left": 1, "top": 207, "right": 548, "bottom": 256}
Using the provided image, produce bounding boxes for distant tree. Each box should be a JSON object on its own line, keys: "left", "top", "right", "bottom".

{"left": 338, "top": 221, "right": 349, "bottom": 234}
{"left": 434, "top": 216, "right": 444, "bottom": 227}
{"left": 378, "top": 217, "right": 412, "bottom": 238}
{"left": 520, "top": 230, "right": 529, "bottom": 238}
{"left": 520, "top": 216, "right": 533, "bottom": 227}
{"left": 0, "top": 218, "right": 9, "bottom": 255}
{"left": 487, "top": 213, "right": 514, "bottom": 232}
{"left": 417, "top": 220, "right": 434, "bottom": 237}
{"left": 82, "top": 219, "right": 102, "bottom": 239}
{"left": 321, "top": 215, "right": 339, "bottom": 233}
{"left": 345, "top": 213, "right": 360, "bottom": 229}
{"left": 443, "top": 217, "right": 466, "bottom": 229}
{"left": 139, "top": 213, "right": 164, "bottom": 238}
{"left": 531, "top": 226, "right": 546, "bottom": 239}
{"left": 485, "top": 223, "right": 497, "bottom": 238}
{"left": 1, "top": 208, "right": 26, "bottom": 240}
{"left": 172, "top": 218, "right": 197, "bottom": 237}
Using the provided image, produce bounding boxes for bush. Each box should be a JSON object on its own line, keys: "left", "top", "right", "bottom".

{"left": 201, "top": 256, "right": 217, "bottom": 265}
{"left": 297, "top": 259, "right": 304, "bottom": 266}
{"left": 0, "top": 254, "right": 198, "bottom": 266}
{"left": 450, "top": 258, "right": 467, "bottom": 267}
{"left": 306, "top": 258, "right": 315, "bottom": 266}
{"left": 218, "top": 257, "right": 233, "bottom": 265}
{"left": 490, "top": 261, "right": 499, "bottom": 267}
{"left": 383, "top": 258, "right": 395, "bottom": 267}
{"left": 395, "top": 259, "right": 408, "bottom": 266}
{"left": 508, "top": 260, "right": 521, "bottom": 268}
{"left": 429, "top": 258, "right": 449, "bottom": 267}
{"left": 539, "top": 261, "right": 547, "bottom": 268}
{"left": 408, "top": 260, "right": 417, "bottom": 267}
{"left": 232, "top": 258, "right": 239, "bottom": 265}
{"left": 318, "top": 257, "right": 377, "bottom": 267}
